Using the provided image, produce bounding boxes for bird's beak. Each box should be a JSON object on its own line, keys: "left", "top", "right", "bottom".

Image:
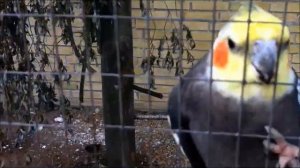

{"left": 251, "top": 40, "right": 278, "bottom": 84}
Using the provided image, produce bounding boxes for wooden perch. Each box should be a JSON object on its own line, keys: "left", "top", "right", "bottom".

{"left": 133, "top": 85, "right": 163, "bottom": 99}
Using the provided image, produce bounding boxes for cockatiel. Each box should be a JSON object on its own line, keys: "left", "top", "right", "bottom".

{"left": 167, "top": 3, "right": 300, "bottom": 168}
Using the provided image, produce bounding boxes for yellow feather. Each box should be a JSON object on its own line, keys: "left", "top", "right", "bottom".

{"left": 211, "top": 3, "right": 294, "bottom": 101}
{"left": 218, "top": 3, "right": 289, "bottom": 45}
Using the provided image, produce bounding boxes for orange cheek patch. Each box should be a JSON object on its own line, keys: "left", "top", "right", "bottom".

{"left": 213, "top": 40, "right": 228, "bottom": 68}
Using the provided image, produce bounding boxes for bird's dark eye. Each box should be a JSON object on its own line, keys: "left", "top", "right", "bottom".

{"left": 228, "top": 38, "right": 236, "bottom": 49}
{"left": 283, "top": 40, "right": 290, "bottom": 48}
{"left": 277, "top": 40, "right": 289, "bottom": 49}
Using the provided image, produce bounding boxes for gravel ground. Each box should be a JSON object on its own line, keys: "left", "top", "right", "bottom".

{"left": 0, "top": 107, "right": 190, "bottom": 167}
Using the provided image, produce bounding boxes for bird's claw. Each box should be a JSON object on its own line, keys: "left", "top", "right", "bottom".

{"left": 263, "top": 126, "right": 300, "bottom": 168}
{"left": 264, "top": 126, "right": 284, "bottom": 140}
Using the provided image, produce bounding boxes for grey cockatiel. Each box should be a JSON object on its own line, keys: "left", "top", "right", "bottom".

{"left": 167, "top": 3, "right": 300, "bottom": 167}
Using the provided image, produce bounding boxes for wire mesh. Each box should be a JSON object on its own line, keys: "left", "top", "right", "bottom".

{"left": 0, "top": 0, "right": 298, "bottom": 167}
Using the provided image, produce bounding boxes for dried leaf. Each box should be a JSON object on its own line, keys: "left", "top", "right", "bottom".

{"left": 186, "top": 50, "right": 195, "bottom": 64}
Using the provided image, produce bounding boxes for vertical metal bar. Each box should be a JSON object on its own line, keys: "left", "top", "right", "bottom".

{"left": 297, "top": 137, "right": 300, "bottom": 165}
{"left": 16, "top": 0, "right": 38, "bottom": 145}
{"left": 17, "top": 0, "right": 32, "bottom": 117}
{"left": 2, "top": 0, "right": 10, "bottom": 147}
{"left": 50, "top": 0, "right": 68, "bottom": 149}
{"left": 81, "top": 0, "right": 97, "bottom": 143}
{"left": 265, "top": 1, "right": 289, "bottom": 167}
{"left": 145, "top": 0, "right": 152, "bottom": 119}
{"left": 112, "top": 0, "right": 126, "bottom": 166}
{"left": 144, "top": 0, "right": 152, "bottom": 166}
{"left": 207, "top": 0, "right": 217, "bottom": 166}
{"left": 86, "top": 0, "right": 97, "bottom": 144}
{"left": 178, "top": 0, "right": 184, "bottom": 166}
{"left": 235, "top": 1, "right": 254, "bottom": 167}
{"left": 49, "top": 0, "right": 72, "bottom": 166}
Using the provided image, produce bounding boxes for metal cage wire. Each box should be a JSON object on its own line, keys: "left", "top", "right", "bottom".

{"left": 0, "top": 0, "right": 298, "bottom": 167}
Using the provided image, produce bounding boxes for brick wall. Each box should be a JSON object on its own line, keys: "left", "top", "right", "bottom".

{"left": 52, "top": 0, "right": 299, "bottom": 111}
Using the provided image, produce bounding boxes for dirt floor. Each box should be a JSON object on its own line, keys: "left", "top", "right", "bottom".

{"left": 0, "top": 107, "right": 190, "bottom": 167}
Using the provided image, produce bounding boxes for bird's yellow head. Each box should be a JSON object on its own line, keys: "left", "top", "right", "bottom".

{"left": 210, "top": 3, "right": 295, "bottom": 101}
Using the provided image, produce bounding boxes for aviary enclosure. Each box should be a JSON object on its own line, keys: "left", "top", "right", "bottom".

{"left": 0, "top": 0, "right": 298, "bottom": 167}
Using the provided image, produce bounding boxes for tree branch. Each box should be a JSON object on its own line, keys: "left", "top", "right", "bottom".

{"left": 133, "top": 85, "right": 163, "bottom": 99}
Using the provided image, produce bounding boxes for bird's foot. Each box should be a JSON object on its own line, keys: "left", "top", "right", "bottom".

{"left": 263, "top": 126, "right": 300, "bottom": 168}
